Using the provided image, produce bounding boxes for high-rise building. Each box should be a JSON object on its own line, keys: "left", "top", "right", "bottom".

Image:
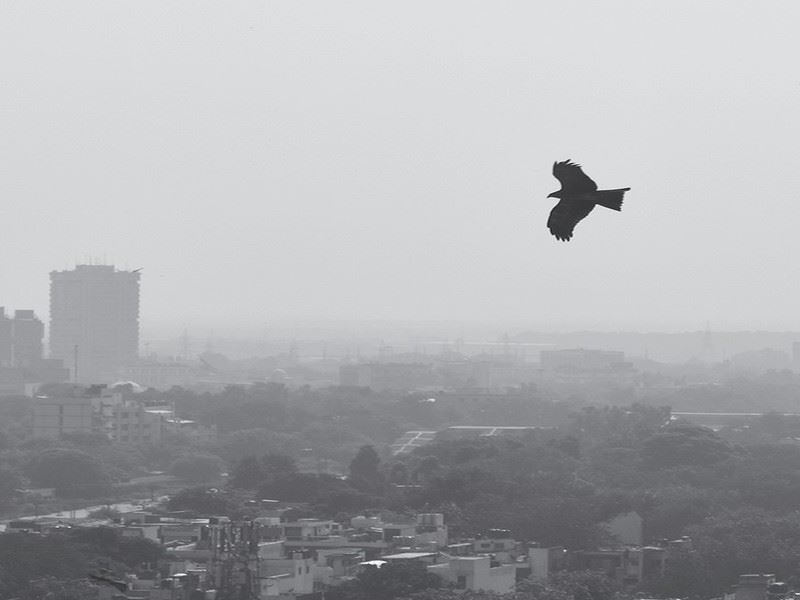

{"left": 11, "top": 309, "right": 44, "bottom": 367}
{"left": 49, "top": 265, "right": 140, "bottom": 382}
{"left": 0, "top": 307, "right": 45, "bottom": 368}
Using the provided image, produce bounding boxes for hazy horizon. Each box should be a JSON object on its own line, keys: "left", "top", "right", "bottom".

{"left": 3, "top": 2, "right": 800, "bottom": 332}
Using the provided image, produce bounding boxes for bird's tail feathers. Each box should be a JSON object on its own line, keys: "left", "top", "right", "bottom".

{"left": 595, "top": 188, "right": 629, "bottom": 211}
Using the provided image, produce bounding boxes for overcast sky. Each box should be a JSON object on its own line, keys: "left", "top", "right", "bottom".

{"left": 1, "top": 1, "right": 799, "bottom": 335}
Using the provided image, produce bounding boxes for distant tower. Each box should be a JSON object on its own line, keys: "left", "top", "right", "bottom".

{"left": 49, "top": 264, "right": 140, "bottom": 382}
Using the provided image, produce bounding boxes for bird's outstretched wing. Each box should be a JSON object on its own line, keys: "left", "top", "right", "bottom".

{"left": 547, "top": 199, "right": 595, "bottom": 241}
{"left": 553, "top": 160, "right": 597, "bottom": 194}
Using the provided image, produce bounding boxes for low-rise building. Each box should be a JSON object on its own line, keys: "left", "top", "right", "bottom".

{"left": 572, "top": 546, "right": 667, "bottom": 586}
{"left": 429, "top": 555, "right": 516, "bottom": 594}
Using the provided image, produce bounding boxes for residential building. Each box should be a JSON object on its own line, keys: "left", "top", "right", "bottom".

{"left": 49, "top": 264, "right": 140, "bottom": 382}
{"left": 428, "top": 556, "right": 517, "bottom": 594}
{"left": 735, "top": 574, "right": 781, "bottom": 600}
{"left": 525, "top": 544, "right": 567, "bottom": 580}
{"left": 473, "top": 529, "right": 521, "bottom": 563}
{"left": 11, "top": 309, "right": 44, "bottom": 367}
{"left": 572, "top": 546, "right": 667, "bottom": 586}
{"left": 0, "top": 308, "right": 62, "bottom": 393}
{"left": 31, "top": 394, "right": 96, "bottom": 438}
{"left": 107, "top": 399, "right": 164, "bottom": 445}
{"left": 31, "top": 384, "right": 168, "bottom": 443}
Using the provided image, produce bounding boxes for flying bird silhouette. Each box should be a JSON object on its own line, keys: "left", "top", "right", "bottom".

{"left": 545, "top": 160, "right": 630, "bottom": 241}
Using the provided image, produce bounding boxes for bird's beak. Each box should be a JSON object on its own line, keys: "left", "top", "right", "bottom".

{"left": 546, "top": 192, "right": 556, "bottom": 199}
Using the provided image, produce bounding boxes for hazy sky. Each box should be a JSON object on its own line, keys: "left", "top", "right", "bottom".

{"left": 2, "top": 1, "right": 799, "bottom": 334}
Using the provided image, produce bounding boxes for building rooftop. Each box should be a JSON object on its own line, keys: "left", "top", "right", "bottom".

{"left": 382, "top": 552, "right": 438, "bottom": 560}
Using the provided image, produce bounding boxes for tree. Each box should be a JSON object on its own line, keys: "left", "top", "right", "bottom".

{"left": 169, "top": 453, "right": 225, "bottom": 483}
{"left": 0, "top": 465, "right": 22, "bottom": 509}
{"left": 217, "top": 428, "right": 302, "bottom": 463}
{"left": 261, "top": 453, "right": 298, "bottom": 478}
{"left": 0, "top": 532, "right": 88, "bottom": 597}
{"left": 543, "top": 571, "right": 623, "bottom": 600}
{"left": 349, "top": 445, "right": 383, "bottom": 494}
{"left": 27, "top": 448, "right": 110, "bottom": 497}
{"left": 229, "top": 455, "right": 264, "bottom": 489}
{"left": 388, "top": 462, "right": 409, "bottom": 484}
{"left": 686, "top": 508, "right": 800, "bottom": 594}
{"left": 24, "top": 576, "right": 100, "bottom": 600}
{"left": 642, "top": 423, "right": 733, "bottom": 470}
{"left": 167, "top": 487, "right": 240, "bottom": 517}
{"left": 259, "top": 472, "right": 356, "bottom": 505}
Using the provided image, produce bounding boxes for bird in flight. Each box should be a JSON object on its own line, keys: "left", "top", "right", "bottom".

{"left": 545, "top": 160, "right": 630, "bottom": 241}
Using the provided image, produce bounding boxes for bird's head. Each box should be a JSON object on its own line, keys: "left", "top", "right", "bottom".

{"left": 547, "top": 191, "right": 562, "bottom": 199}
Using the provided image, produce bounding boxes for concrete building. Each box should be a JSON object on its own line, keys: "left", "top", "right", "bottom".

{"left": 31, "top": 384, "right": 170, "bottom": 443}
{"left": 11, "top": 309, "right": 44, "bottom": 367}
{"left": 0, "top": 307, "right": 48, "bottom": 369}
{"left": 473, "top": 529, "right": 520, "bottom": 563}
{"left": 572, "top": 546, "right": 667, "bottom": 586}
{"left": 525, "top": 544, "right": 566, "bottom": 580}
{"left": 31, "top": 394, "right": 96, "bottom": 438}
{"left": 428, "top": 555, "right": 516, "bottom": 594}
{"left": 49, "top": 264, "right": 140, "bottom": 382}
{"left": 107, "top": 399, "right": 164, "bottom": 445}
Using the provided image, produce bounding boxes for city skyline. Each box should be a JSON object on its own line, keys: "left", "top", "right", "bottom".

{"left": 2, "top": 3, "right": 800, "bottom": 332}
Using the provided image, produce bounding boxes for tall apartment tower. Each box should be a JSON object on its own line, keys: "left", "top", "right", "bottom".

{"left": 0, "top": 307, "right": 45, "bottom": 367}
{"left": 11, "top": 309, "right": 44, "bottom": 367}
{"left": 49, "top": 265, "right": 140, "bottom": 382}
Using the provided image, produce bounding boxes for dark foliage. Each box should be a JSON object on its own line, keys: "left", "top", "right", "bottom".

{"left": 327, "top": 561, "right": 442, "bottom": 600}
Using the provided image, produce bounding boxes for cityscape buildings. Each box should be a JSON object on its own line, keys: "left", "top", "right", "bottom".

{"left": 49, "top": 264, "right": 141, "bottom": 382}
